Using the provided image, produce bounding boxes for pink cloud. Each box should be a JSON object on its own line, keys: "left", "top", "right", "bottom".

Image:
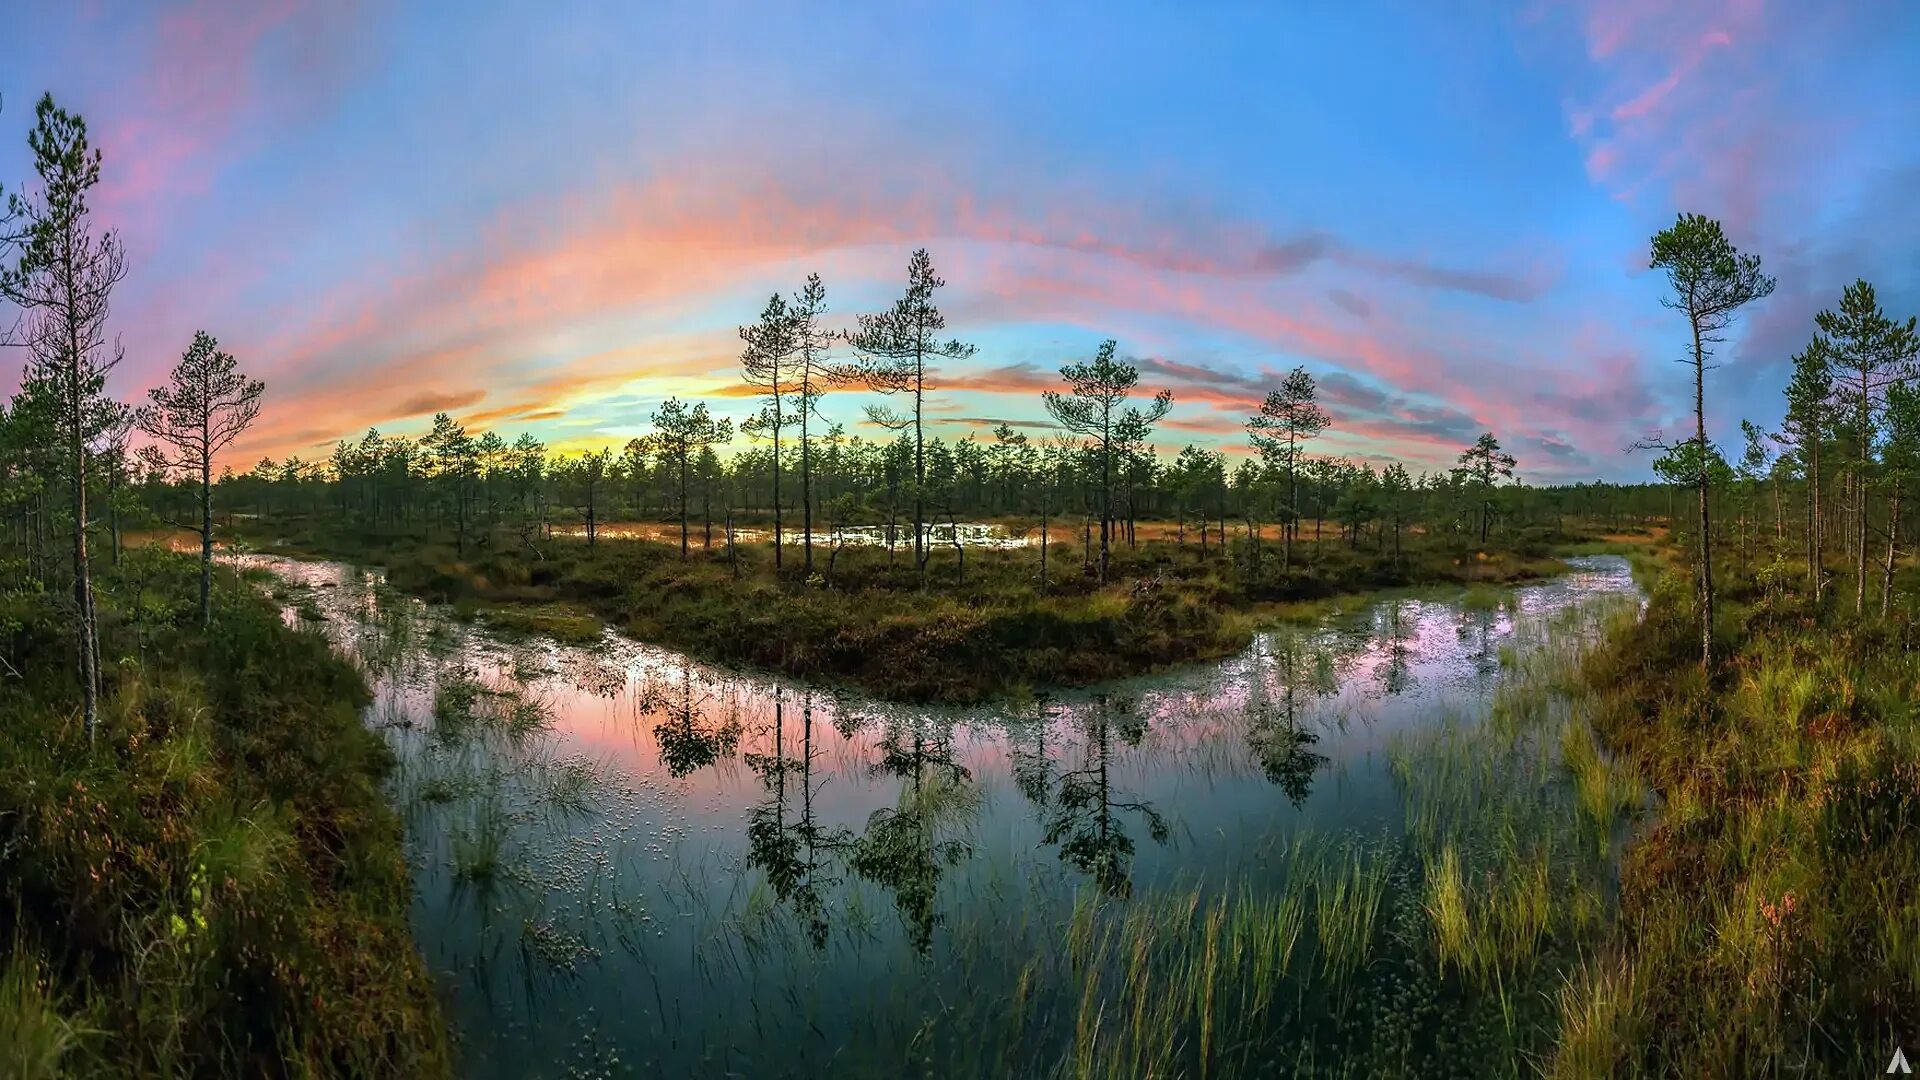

{"left": 94, "top": 1, "right": 370, "bottom": 237}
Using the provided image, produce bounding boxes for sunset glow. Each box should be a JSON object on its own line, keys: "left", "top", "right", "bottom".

{"left": 4, "top": 1, "right": 1916, "bottom": 478}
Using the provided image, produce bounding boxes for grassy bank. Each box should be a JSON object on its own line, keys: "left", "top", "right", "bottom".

{"left": 0, "top": 549, "right": 448, "bottom": 1077}
{"left": 231, "top": 515, "right": 1606, "bottom": 703}
{"left": 1555, "top": 548, "right": 1920, "bottom": 1075}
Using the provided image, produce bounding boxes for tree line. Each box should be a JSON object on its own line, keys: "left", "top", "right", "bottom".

{"left": 1643, "top": 212, "right": 1920, "bottom": 669}
{"left": 5, "top": 91, "right": 1694, "bottom": 730}
{"left": 104, "top": 243, "right": 1620, "bottom": 587}
{"left": 1, "top": 95, "right": 266, "bottom": 738}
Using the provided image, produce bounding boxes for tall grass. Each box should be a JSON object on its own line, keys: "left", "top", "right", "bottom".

{"left": 0, "top": 949, "right": 83, "bottom": 1078}
{"left": 0, "top": 548, "right": 449, "bottom": 1076}
{"left": 1546, "top": 546, "right": 1920, "bottom": 1075}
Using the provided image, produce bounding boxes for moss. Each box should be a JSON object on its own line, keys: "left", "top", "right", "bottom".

{"left": 0, "top": 548, "right": 449, "bottom": 1077}
{"left": 1555, "top": 543, "right": 1920, "bottom": 1076}
{"left": 479, "top": 603, "right": 604, "bottom": 646}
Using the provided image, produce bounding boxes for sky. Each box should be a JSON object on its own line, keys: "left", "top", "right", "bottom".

{"left": 2, "top": 1, "right": 1917, "bottom": 482}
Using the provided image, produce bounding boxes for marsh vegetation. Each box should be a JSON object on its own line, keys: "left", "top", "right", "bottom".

{"left": 235, "top": 550, "right": 1652, "bottom": 1076}
{"left": 1, "top": 74, "right": 1915, "bottom": 1080}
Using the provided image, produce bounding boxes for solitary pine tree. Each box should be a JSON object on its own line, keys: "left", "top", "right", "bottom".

{"left": 1648, "top": 213, "right": 1774, "bottom": 671}
{"left": 0, "top": 95, "right": 127, "bottom": 738}
{"left": 137, "top": 330, "right": 264, "bottom": 626}
{"left": 1247, "top": 366, "right": 1330, "bottom": 571}
{"left": 788, "top": 273, "right": 855, "bottom": 575}
{"left": 1813, "top": 279, "right": 1919, "bottom": 616}
{"left": 848, "top": 249, "right": 974, "bottom": 584}
{"left": 1041, "top": 340, "right": 1172, "bottom": 583}
{"left": 1456, "top": 433, "right": 1516, "bottom": 543}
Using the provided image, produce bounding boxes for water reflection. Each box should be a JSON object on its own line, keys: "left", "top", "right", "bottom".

{"left": 647, "top": 662, "right": 740, "bottom": 777}
{"left": 745, "top": 693, "right": 853, "bottom": 950}
{"left": 1244, "top": 635, "right": 1331, "bottom": 807}
{"left": 558, "top": 520, "right": 1033, "bottom": 549}
{"left": 849, "top": 716, "right": 978, "bottom": 953}
{"left": 231, "top": 552, "right": 1640, "bottom": 1077}
{"left": 1035, "top": 695, "right": 1166, "bottom": 898}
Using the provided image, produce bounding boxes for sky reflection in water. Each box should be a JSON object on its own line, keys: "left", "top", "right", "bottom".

{"left": 242, "top": 553, "right": 1639, "bottom": 1077}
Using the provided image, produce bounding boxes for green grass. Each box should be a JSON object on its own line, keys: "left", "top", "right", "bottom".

{"left": 1548, "top": 539, "right": 1920, "bottom": 1075}
{"left": 0, "top": 547, "right": 449, "bottom": 1077}
{"left": 0, "top": 949, "right": 85, "bottom": 1079}
{"left": 1312, "top": 843, "right": 1391, "bottom": 981}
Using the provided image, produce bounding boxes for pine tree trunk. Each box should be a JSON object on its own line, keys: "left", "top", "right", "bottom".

{"left": 1857, "top": 374, "right": 1870, "bottom": 617}
{"left": 1692, "top": 317, "right": 1714, "bottom": 673}
{"left": 200, "top": 454, "right": 213, "bottom": 627}
{"left": 1811, "top": 437, "right": 1823, "bottom": 600}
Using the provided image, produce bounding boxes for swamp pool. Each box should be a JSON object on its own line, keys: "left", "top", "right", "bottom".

{"left": 244, "top": 554, "right": 1646, "bottom": 1079}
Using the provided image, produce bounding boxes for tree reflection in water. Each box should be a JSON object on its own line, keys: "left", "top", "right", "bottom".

{"left": 744, "top": 690, "right": 852, "bottom": 949}
{"left": 1008, "top": 696, "right": 1056, "bottom": 809}
{"left": 1376, "top": 598, "right": 1418, "bottom": 696}
{"left": 1038, "top": 694, "right": 1167, "bottom": 899}
{"left": 1247, "top": 634, "right": 1329, "bottom": 808}
{"left": 849, "top": 717, "right": 978, "bottom": 954}
{"left": 644, "top": 660, "right": 741, "bottom": 778}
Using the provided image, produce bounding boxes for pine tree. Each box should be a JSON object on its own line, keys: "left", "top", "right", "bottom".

{"left": 1779, "top": 339, "right": 1833, "bottom": 597}
{"left": 1041, "top": 340, "right": 1172, "bottom": 583}
{"left": 1648, "top": 213, "right": 1775, "bottom": 671}
{"left": 0, "top": 95, "right": 128, "bottom": 737}
{"left": 1247, "top": 366, "right": 1330, "bottom": 571}
{"left": 740, "top": 293, "right": 795, "bottom": 567}
{"left": 1814, "top": 279, "right": 1919, "bottom": 616}
{"left": 137, "top": 330, "right": 264, "bottom": 626}
{"left": 848, "top": 249, "right": 974, "bottom": 585}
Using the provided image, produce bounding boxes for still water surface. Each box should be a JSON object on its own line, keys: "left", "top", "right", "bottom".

{"left": 245, "top": 554, "right": 1641, "bottom": 1077}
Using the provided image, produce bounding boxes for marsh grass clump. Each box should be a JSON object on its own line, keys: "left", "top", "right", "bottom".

{"left": 430, "top": 665, "right": 551, "bottom": 747}
{"left": 451, "top": 795, "right": 516, "bottom": 883}
{"left": 1313, "top": 843, "right": 1390, "bottom": 981}
{"left": 431, "top": 665, "right": 488, "bottom": 738}
{"left": 1560, "top": 717, "right": 1644, "bottom": 842}
{"left": 1461, "top": 583, "right": 1506, "bottom": 612}
{"left": 1548, "top": 552, "right": 1920, "bottom": 1076}
{"left": 536, "top": 754, "right": 602, "bottom": 813}
{"left": 0, "top": 948, "right": 85, "bottom": 1078}
{"left": 0, "top": 549, "right": 448, "bottom": 1077}
{"left": 231, "top": 512, "right": 1600, "bottom": 703}
{"left": 484, "top": 604, "right": 605, "bottom": 647}
{"left": 895, "top": 829, "right": 1589, "bottom": 1077}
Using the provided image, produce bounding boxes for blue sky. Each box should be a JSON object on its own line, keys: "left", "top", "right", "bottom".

{"left": 3, "top": 0, "right": 1917, "bottom": 479}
